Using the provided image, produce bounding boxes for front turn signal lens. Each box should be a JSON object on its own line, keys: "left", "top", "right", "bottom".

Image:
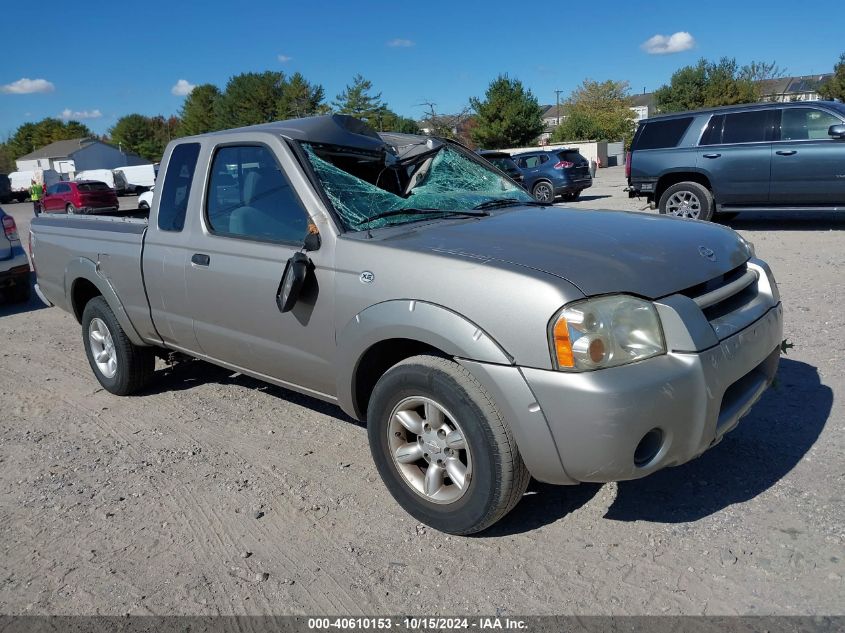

{"left": 552, "top": 316, "right": 575, "bottom": 368}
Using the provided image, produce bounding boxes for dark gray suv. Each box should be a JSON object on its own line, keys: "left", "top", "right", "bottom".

{"left": 628, "top": 101, "right": 845, "bottom": 220}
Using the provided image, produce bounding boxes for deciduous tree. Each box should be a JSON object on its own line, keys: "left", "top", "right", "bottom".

{"left": 819, "top": 52, "right": 845, "bottom": 101}
{"left": 109, "top": 114, "right": 168, "bottom": 161}
{"left": 177, "top": 84, "right": 221, "bottom": 136}
{"left": 551, "top": 79, "right": 634, "bottom": 144}
{"left": 214, "top": 71, "right": 286, "bottom": 129}
{"left": 7, "top": 118, "right": 94, "bottom": 159}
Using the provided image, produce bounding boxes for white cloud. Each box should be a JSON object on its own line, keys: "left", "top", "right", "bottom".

{"left": 387, "top": 38, "right": 414, "bottom": 48}
{"left": 1, "top": 78, "right": 55, "bottom": 94}
{"left": 641, "top": 31, "right": 695, "bottom": 55}
{"left": 60, "top": 108, "right": 102, "bottom": 120}
{"left": 171, "top": 79, "right": 196, "bottom": 96}
{"left": 277, "top": 54, "right": 293, "bottom": 63}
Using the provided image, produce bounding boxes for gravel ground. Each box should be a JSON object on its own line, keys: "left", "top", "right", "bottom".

{"left": 0, "top": 175, "right": 843, "bottom": 616}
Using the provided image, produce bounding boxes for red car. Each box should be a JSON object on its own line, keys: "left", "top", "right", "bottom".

{"left": 42, "top": 180, "right": 119, "bottom": 215}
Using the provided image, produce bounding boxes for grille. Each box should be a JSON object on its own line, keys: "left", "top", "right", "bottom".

{"left": 680, "top": 263, "right": 760, "bottom": 323}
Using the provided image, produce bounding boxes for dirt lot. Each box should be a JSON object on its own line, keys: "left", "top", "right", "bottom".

{"left": 1, "top": 174, "right": 843, "bottom": 616}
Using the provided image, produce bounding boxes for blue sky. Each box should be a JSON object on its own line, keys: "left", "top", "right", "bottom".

{"left": 2, "top": 0, "right": 843, "bottom": 137}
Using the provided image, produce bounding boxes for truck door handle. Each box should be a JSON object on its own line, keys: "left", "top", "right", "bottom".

{"left": 702, "top": 153, "right": 721, "bottom": 159}
{"left": 191, "top": 253, "right": 210, "bottom": 266}
{"left": 776, "top": 150, "right": 797, "bottom": 156}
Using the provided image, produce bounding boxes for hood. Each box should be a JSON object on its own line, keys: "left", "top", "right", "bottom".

{"left": 381, "top": 207, "right": 750, "bottom": 299}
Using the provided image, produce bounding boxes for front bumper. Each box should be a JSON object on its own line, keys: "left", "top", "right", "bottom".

{"left": 521, "top": 302, "right": 783, "bottom": 482}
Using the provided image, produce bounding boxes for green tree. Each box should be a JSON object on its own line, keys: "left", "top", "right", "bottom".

{"left": 215, "top": 71, "right": 286, "bottom": 129}
{"left": 655, "top": 57, "right": 781, "bottom": 113}
{"left": 332, "top": 74, "right": 386, "bottom": 124}
{"left": 551, "top": 79, "right": 634, "bottom": 144}
{"left": 819, "top": 52, "right": 845, "bottom": 101}
{"left": 177, "top": 84, "right": 221, "bottom": 136}
{"left": 378, "top": 109, "right": 420, "bottom": 133}
{"left": 278, "top": 72, "right": 327, "bottom": 119}
{"left": 109, "top": 114, "right": 167, "bottom": 161}
{"left": 0, "top": 143, "right": 15, "bottom": 173}
{"left": 469, "top": 74, "right": 544, "bottom": 148}
{"left": 7, "top": 118, "right": 94, "bottom": 159}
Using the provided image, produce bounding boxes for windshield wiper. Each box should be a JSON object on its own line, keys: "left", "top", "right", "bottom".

{"left": 360, "top": 207, "right": 489, "bottom": 227}
{"left": 472, "top": 198, "right": 548, "bottom": 210}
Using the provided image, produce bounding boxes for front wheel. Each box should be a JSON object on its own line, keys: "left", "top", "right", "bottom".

{"left": 658, "top": 181, "right": 714, "bottom": 221}
{"left": 82, "top": 296, "right": 155, "bottom": 395}
{"left": 367, "top": 355, "right": 530, "bottom": 535}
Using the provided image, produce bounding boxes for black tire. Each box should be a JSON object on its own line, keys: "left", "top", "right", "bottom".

{"left": 66, "top": 203, "right": 76, "bottom": 215}
{"left": 658, "top": 181, "right": 714, "bottom": 221}
{"left": 367, "top": 355, "right": 530, "bottom": 535}
{"left": 531, "top": 181, "right": 554, "bottom": 203}
{"left": 81, "top": 296, "right": 155, "bottom": 395}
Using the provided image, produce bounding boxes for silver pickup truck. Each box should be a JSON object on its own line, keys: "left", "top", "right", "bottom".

{"left": 30, "top": 115, "right": 783, "bottom": 534}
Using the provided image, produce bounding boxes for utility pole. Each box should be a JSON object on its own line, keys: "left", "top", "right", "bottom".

{"left": 554, "top": 89, "right": 563, "bottom": 125}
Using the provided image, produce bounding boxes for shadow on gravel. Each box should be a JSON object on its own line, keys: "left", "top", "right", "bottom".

{"left": 146, "top": 358, "right": 359, "bottom": 425}
{"left": 482, "top": 481, "right": 602, "bottom": 537}
{"left": 719, "top": 211, "right": 845, "bottom": 231}
{"left": 573, "top": 194, "right": 613, "bottom": 202}
{"left": 606, "top": 358, "right": 831, "bottom": 523}
{"left": 0, "top": 272, "right": 45, "bottom": 318}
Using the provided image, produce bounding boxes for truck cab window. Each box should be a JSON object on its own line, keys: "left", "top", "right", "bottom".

{"left": 205, "top": 145, "right": 308, "bottom": 244}
{"left": 158, "top": 142, "right": 200, "bottom": 232}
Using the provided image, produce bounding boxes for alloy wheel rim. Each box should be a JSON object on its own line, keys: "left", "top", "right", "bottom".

{"left": 534, "top": 184, "right": 552, "bottom": 202}
{"left": 387, "top": 396, "right": 472, "bottom": 504}
{"left": 666, "top": 191, "right": 701, "bottom": 218}
{"left": 88, "top": 317, "right": 117, "bottom": 378}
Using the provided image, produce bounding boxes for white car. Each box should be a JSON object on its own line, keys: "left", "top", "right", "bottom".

{"left": 138, "top": 186, "right": 154, "bottom": 211}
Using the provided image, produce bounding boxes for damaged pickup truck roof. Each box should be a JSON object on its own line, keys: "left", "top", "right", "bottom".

{"left": 229, "top": 114, "right": 533, "bottom": 231}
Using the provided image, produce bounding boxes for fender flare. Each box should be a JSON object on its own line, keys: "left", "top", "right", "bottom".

{"left": 65, "top": 257, "right": 146, "bottom": 346}
{"left": 335, "top": 300, "right": 512, "bottom": 417}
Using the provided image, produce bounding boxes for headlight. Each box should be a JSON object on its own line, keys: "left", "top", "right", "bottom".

{"left": 549, "top": 295, "right": 666, "bottom": 371}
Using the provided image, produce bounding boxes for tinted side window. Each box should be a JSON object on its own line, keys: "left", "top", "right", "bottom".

{"left": 158, "top": 143, "right": 200, "bottom": 232}
{"left": 781, "top": 108, "right": 842, "bottom": 141}
{"left": 521, "top": 155, "right": 544, "bottom": 168}
{"left": 205, "top": 145, "right": 308, "bottom": 244}
{"left": 634, "top": 117, "right": 693, "bottom": 150}
{"left": 721, "top": 111, "right": 771, "bottom": 144}
{"left": 699, "top": 115, "right": 725, "bottom": 145}
{"left": 59, "top": 183, "right": 71, "bottom": 193}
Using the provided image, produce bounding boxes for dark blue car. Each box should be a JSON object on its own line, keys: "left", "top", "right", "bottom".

{"left": 512, "top": 149, "right": 593, "bottom": 202}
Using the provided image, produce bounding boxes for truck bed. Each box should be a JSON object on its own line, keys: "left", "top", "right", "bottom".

{"left": 31, "top": 214, "right": 156, "bottom": 343}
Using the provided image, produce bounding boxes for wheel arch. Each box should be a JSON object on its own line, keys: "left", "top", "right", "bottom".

{"left": 65, "top": 257, "right": 146, "bottom": 346}
{"left": 336, "top": 300, "right": 513, "bottom": 420}
{"left": 655, "top": 171, "right": 713, "bottom": 204}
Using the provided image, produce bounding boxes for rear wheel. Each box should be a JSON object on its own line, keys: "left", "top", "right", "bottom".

{"left": 658, "top": 182, "right": 714, "bottom": 221}
{"left": 139, "top": 201, "right": 150, "bottom": 211}
{"left": 367, "top": 355, "right": 530, "bottom": 535}
{"left": 81, "top": 296, "right": 155, "bottom": 395}
{"left": 532, "top": 181, "right": 554, "bottom": 203}
{"left": 66, "top": 203, "right": 76, "bottom": 215}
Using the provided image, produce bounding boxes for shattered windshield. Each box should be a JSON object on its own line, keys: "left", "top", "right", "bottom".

{"left": 301, "top": 141, "right": 531, "bottom": 231}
